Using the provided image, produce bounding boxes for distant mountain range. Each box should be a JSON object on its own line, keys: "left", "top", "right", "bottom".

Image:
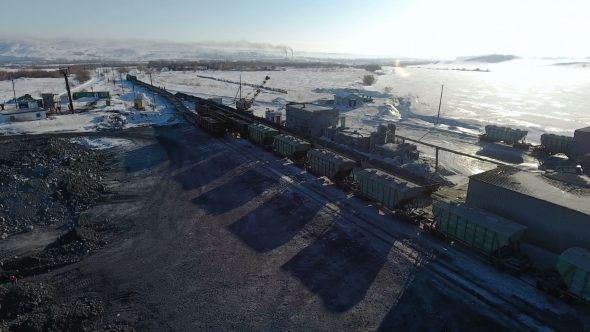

{"left": 455, "top": 54, "right": 519, "bottom": 63}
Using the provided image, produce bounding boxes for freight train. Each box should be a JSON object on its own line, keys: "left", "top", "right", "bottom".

{"left": 126, "top": 74, "right": 590, "bottom": 307}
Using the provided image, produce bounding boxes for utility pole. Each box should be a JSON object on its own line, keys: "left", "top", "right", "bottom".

{"left": 436, "top": 85, "right": 444, "bottom": 125}
{"left": 59, "top": 68, "right": 75, "bottom": 114}
{"left": 149, "top": 72, "right": 155, "bottom": 109}
{"left": 11, "top": 79, "right": 17, "bottom": 109}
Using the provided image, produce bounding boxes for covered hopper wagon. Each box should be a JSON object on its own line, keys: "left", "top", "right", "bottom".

{"left": 479, "top": 125, "right": 528, "bottom": 146}
{"left": 307, "top": 149, "right": 355, "bottom": 181}
{"left": 273, "top": 135, "right": 311, "bottom": 160}
{"left": 248, "top": 124, "right": 279, "bottom": 145}
{"left": 538, "top": 133, "right": 573, "bottom": 156}
{"left": 429, "top": 200, "right": 533, "bottom": 275}
{"left": 536, "top": 247, "right": 590, "bottom": 303}
{"left": 353, "top": 168, "right": 423, "bottom": 210}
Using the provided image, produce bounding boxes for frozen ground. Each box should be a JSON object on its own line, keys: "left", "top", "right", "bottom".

{"left": 0, "top": 72, "right": 180, "bottom": 135}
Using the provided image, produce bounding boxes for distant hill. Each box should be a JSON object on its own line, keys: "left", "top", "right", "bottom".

{"left": 461, "top": 54, "right": 519, "bottom": 63}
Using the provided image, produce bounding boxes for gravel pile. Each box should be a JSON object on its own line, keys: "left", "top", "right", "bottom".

{"left": 0, "top": 137, "right": 108, "bottom": 235}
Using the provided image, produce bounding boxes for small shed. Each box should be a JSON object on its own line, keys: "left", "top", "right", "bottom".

{"left": 571, "top": 127, "right": 590, "bottom": 160}
{"left": 1, "top": 108, "right": 47, "bottom": 122}
{"left": 334, "top": 92, "right": 363, "bottom": 108}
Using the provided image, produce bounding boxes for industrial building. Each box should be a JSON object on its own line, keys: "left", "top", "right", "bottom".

{"left": 571, "top": 127, "right": 590, "bottom": 160}
{"left": 285, "top": 103, "right": 339, "bottom": 137}
{"left": 465, "top": 166, "right": 590, "bottom": 254}
{"left": 334, "top": 92, "right": 363, "bottom": 108}
{"left": 1, "top": 108, "right": 46, "bottom": 122}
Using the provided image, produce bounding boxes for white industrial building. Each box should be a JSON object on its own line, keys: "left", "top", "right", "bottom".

{"left": 285, "top": 103, "right": 339, "bottom": 137}
{"left": 334, "top": 92, "right": 363, "bottom": 108}
{"left": 1, "top": 108, "right": 47, "bottom": 122}
{"left": 465, "top": 166, "right": 590, "bottom": 254}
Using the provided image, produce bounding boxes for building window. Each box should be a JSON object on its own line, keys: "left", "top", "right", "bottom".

{"left": 36, "top": 113, "right": 41, "bottom": 118}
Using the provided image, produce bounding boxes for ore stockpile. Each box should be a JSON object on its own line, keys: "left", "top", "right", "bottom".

{"left": 0, "top": 137, "right": 133, "bottom": 331}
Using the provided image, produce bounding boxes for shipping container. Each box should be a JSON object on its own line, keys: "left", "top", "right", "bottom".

{"left": 197, "top": 115, "right": 226, "bottom": 136}
{"left": 540, "top": 133, "right": 573, "bottom": 155}
{"left": 557, "top": 247, "right": 590, "bottom": 302}
{"left": 353, "top": 168, "right": 423, "bottom": 209}
{"left": 273, "top": 135, "right": 311, "bottom": 159}
{"left": 432, "top": 200, "right": 528, "bottom": 255}
{"left": 307, "top": 149, "right": 355, "bottom": 180}
{"left": 248, "top": 124, "right": 279, "bottom": 145}
{"left": 482, "top": 125, "right": 528, "bottom": 144}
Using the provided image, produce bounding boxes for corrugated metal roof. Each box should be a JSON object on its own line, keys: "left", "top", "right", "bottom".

{"left": 559, "top": 247, "right": 590, "bottom": 272}
{"left": 354, "top": 168, "right": 421, "bottom": 191}
{"left": 576, "top": 126, "right": 590, "bottom": 133}
{"left": 308, "top": 149, "right": 354, "bottom": 165}
{"left": 274, "top": 134, "right": 309, "bottom": 146}
{"left": 469, "top": 167, "right": 590, "bottom": 216}
{"left": 433, "top": 200, "right": 528, "bottom": 238}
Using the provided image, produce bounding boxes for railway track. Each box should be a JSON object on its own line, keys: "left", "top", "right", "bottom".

{"left": 215, "top": 134, "right": 567, "bottom": 331}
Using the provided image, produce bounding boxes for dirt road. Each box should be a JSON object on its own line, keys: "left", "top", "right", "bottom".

{"left": 2, "top": 123, "right": 589, "bottom": 331}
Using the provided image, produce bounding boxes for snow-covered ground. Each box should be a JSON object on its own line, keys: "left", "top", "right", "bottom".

{"left": 2, "top": 60, "right": 589, "bottom": 185}
{"left": 0, "top": 72, "right": 180, "bottom": 135}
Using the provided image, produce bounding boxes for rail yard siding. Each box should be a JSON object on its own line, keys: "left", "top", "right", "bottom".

{"left": 353, "top": 168, "right": 422, "bottom": 210}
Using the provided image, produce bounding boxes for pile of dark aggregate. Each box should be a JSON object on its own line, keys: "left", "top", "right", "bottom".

{"left": 0, "top": 282, "right": 135, "bottom": 331}
{"left": 0, "top": 227, "right": 105, "bottom": 282}
{"left": 0, "top": 137, "right": 109, "bottom": 235}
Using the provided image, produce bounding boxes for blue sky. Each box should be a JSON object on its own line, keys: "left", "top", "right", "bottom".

{"left": 1, "top": 0, "right": 588, "bottom": 58}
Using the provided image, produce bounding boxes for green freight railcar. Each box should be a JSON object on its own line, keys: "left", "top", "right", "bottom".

{"left": 540, "top": 133, "right": 573, "bottom": 156}
{"left": 248, "top": 124, "right": 279, "bottom": 145}
{"left": 209, "top": 109, "right": 228, "bottom": 122}
{"left": 482, "top": 125, "right": 528, "bottom": 144}
{"left": 307, "top": 149, "right": 355, "bottom": 180}
{"left": 557, "top": 248, "right": 590, "bottom": 302}
{"left": 273, "top": 135, "right": 311, "bottom": 159}
{"left": 226, "top": 115, "right": 252, "bottom": 137}
{"left": 432, "top": 200, "right": 528, "bottom": 255}
{"left": 353, "top": 168, "right": 423, "bottom": 210}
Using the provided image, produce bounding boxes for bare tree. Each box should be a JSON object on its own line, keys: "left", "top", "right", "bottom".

{"left": 363, "top": 74, "right": 376, "bottom": 86}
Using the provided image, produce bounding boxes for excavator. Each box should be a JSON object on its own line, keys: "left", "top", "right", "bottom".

{"left": 235, "top": 75, "right": 270, "bottom": 112}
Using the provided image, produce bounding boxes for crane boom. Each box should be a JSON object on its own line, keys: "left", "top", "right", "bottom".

{"left": 236, "top": 76, "right": 270, "bottom": 111}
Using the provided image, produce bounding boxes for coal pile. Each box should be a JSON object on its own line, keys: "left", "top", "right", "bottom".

{"left": 0, "top": 283, "right": 136, "bottom": 332}
{"left": 0, "top": 227, "right": 105, "bottom": 282}
{"left": 0, "top": 137, "right": 108, "bottom": 234}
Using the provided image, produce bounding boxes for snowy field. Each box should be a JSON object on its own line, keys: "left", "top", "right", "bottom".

{"left": 2, "top": 60, "right": 589, "bottom": 185}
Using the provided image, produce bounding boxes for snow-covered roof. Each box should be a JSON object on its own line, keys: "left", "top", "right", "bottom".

{"left": 308, "top": 149, "right": 354, "bottom": 165}
{"left": 559, "top": 247, "right": 590, "bottom": 271}
{"left": 274, "top": 134, "right": 310, "bottom": 147}
{"left": 433, "top": 200, "right": 528, "bottom": 238}
{"left": 1, "top": 107, "right": 45, "bottom": 115}
{"left": 354, "top": 168, "right": 421, "bottom": 191}
{"left": 334, "top": 91, "right": 360, "bottom": 99}
{"left": 287, "top": 103, "right": 335, "bottom": 112}
{"left": 469, "top": 167, "right": 590, "bottom": 216}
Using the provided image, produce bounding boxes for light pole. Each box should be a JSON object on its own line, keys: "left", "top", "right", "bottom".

{"left": 59, "top": 68, "right": 75, "bottom": 114}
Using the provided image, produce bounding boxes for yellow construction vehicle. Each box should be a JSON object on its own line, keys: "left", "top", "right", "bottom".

{"left": 235, "top": 75, "right": 270, "bottom": 112}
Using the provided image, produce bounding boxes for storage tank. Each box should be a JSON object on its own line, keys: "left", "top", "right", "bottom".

{"left": 432, "top": 200, "right": 528, "bottom": 255}
{"left": 540, "top": 133, "right": 573, "bottom": 155}
{"left": 557, "top": 247, "right": 590, "bottom": 302}
{"left": 248, "top": 124, "right": 279, "bottom": 145}
{"left": 273, "top": 135, "right": 311, "bottom": 159}
{"left": 353, "top": 168, "right": 423, "bottom": 209}
{"left": 307, "top": 149, "right": 355, "bottom": 180}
